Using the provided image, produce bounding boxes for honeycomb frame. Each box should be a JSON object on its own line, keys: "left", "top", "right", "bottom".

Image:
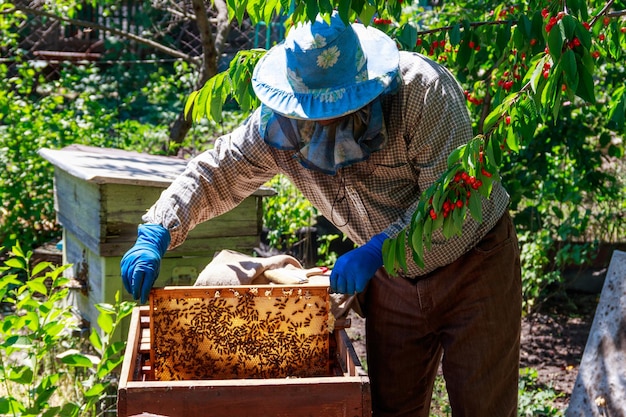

{"left": 149, "top": 285, "right": 331, "bottom": 381}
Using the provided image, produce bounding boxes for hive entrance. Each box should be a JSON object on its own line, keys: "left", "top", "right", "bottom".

{"left": 149, "top": 286, "right": 331, "bottom": 381}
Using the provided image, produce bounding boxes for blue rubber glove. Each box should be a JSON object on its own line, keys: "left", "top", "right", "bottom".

{"left": 330, "top": 233, "right": 387, "bottom": 294}
{"left": 121, "top": 224, "right": 170, "bottom": 304}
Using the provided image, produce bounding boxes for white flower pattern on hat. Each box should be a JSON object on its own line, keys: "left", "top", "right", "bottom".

{"left": 311, "top": 34, "right": 327, "bottom": 48}
{"left": 316, "top": 88, "right": 346, "bottom": 103}
{"left": 355, "top": 69, "right": 369, "bottom": 82}
{"left": 286, "top": 68, "right": 309, "bottom": 93}
{"left": 317, "top": 46, "right": 340, "bottom": 69}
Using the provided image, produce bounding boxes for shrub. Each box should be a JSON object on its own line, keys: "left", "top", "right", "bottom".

{"left": 0, "top": 242, "right": 135, "bottom": 416}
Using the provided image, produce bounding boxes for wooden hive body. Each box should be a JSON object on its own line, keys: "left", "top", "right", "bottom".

{"left": 118, "top": 296, "right": 371, "bottom": 417}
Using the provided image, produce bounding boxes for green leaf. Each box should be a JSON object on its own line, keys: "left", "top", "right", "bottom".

{"left": 4, "top": 257, "right": 25, "bottom": 269}
{"left": 209, "top": 75, "right": 226, "bottom": 122}
{"left": 561, "top": 49, "right": 578, "bottom": 91}
{"left": 447, "top": 144, "right": 464, "bottom": 167}
{"left": 561, "top": 15, "right": 576, "bottom": 39}
{"left": 608, "top": 87, "right": 625, "bottom": 131}
{"left": 35, "top": 383, "right": 58, "bottom": 407}
{"left": 456, "top": 36, "right": 472, "bottom": 69}
{"left": 227, "top": 0, "right": 247, "bottom": 25}
{"left": 58, "top": 351, "right": 94, "bottom": 368}
{"left": 8, "top": 365, "right": 34, "bottom": 384}
{"left": 305, "top": 0, "right": 319, "bottom": 22}
{"left": 608, "top": 144, "right": 623, "bottom": 158}
{"left": 382, "top": 237, "right": 397, "bottom": 273}
{"left": 31, "top": 261, "right": 50, "bottom": 277}
{"left": 43, "top": 321, "right": 66, "bottom": 338}
{"left": 409, "top": 215, "right": 425, "bottom": 268}
{"left": 263, "top": 0, "right": 280, "bottom": 23}
{"left": 547, "top": 22, "right": 564, "bottom": 60}
{"left": 398, "top": 23, "right": 418, "bottom": 50}
{"left": 337, "top": 0, "right": 351, "bottom": 23}
{"left": 495, "top": 22, "right": 511, "bottom": 55}
{"left": 358, "top": 4, "right": 376, "bottom": 27}
{"left": 97, "top": 311, "right": 114, "bottom": 334}
{"left": 0, "top": 273, "right": 22, "bottom": 290}
{"left": 26, "top": 279, "right": 48, "bottom": 296}
{"left": 505, "top": 126, "right": 519, "bottom": 152}
{"left": 552, "top": 206, "right": 564, "bottom": 219}
{"left": 89, "top": 328, "right": 103, "bottom": 351}
{"left": 4, "top": 335, "right": 33, "bottom": 349}
{"left": 84, "top": 382, "right": 108, "bottom": 398}
{"left": 95, "top": 302, "right": 115, "bottom": 315}
{"left": 574, "top": 20, "right": 592, "bottom": 50}
{"left": 468, "top": 190, "right": 483, "bottom": 223}
{"left": 184, "top": 90, "right": 198, "bottom": 119}
{"left": 0, "top": 397, "right": 25, "bottom": 415}
{"left": 423, "top": 217, "right": 433, "bottom": 250}
{"left": 450, "top": 24, "right": 461, "bottom": 46}
{"left": 58, "top": 402, "right": 81, "bottom": 417}
{"left": 97, "top": 356, "right": 124, "bottom": 379}
{"left": 442, "top": 213, "right": 456, "bottom": 239}
{"left": 575, "top": 52, "right": 596, "bottom": 103}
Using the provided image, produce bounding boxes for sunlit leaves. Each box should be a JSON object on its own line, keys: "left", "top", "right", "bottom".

{"left": 186, "top": 49, "right": 265, "bottom": 123}
{"left": 608, "top": 85, "right": 625, "bottom": 131}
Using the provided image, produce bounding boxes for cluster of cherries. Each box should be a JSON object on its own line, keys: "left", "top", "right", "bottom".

{"left": 427, "top": 167, "right": 492, "bottom": 220}
{"left": 372, "top": 17, "right": 393, "bottom": 25}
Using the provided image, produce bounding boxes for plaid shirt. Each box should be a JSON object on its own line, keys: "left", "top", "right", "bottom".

{"left": 144, "top": 51, "right": 509, "bottom": 277}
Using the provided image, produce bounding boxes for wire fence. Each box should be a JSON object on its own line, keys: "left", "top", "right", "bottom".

{"left": 10, "top": 0, "right": 286, "bottom": 72}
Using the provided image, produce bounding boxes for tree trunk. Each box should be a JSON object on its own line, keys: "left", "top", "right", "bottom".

{"left": 168, "top": 0, "right": 231, "bottom": 152}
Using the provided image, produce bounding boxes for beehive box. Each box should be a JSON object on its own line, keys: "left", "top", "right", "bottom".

{"left": 38, "top": 145, "right": 274, "bottom": 338}
{"left": 118, "top": 289, "right": 371, "bottom": 417}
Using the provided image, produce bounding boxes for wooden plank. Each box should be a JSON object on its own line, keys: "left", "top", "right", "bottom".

{"left": 102, "top": 194, "right": 261, "bottom": 240}
{"left": 100, "top": 234, "right": 260, "bottom": 258}
{"left": 567, "top": 250, "right": 626, "bottom": 417}
{"left": 55, "top": 169, "right": 104, "bottom": 245}
{"left": 120, "top": 377, "right": 369, "bottom": 417}
{"left": 152, "top": 285, "right": 329, "bottom": 299}
{"left": 119, "top": 307, "right": 144, "bottom": 389}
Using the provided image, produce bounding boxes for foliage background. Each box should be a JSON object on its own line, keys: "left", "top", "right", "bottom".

{"left": 1, "top": 0, "right": 625, "bottom": 314}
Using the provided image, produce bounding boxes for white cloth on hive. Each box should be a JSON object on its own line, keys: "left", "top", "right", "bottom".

{"left": 194, "top": 249, "right": 355, "bottom": 319}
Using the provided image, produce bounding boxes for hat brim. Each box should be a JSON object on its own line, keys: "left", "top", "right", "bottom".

{"left": 252, "top": 24, "right": 400, "bottom": 121}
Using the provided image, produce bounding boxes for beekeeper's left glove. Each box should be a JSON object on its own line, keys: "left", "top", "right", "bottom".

{"left": 121, "top": 223, "right": 170, "bottom": 304}
{"left": 330, "top": 233, "right": 386, "bottom": 294}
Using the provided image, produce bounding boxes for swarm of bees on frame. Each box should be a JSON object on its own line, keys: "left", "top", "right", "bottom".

{"left": 150, "top": 286, "right": 332, "bottom": 381}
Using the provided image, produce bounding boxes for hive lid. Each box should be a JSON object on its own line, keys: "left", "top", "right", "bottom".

{"left": 38, "top": 145, "right": 275, "bottom": 196}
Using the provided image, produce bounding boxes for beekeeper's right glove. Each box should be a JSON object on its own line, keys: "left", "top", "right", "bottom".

{"left": 121, "top": 223, "right": 170, "bottom": 304}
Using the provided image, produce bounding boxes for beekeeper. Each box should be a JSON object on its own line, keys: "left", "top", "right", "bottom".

{"left": 121, "top": 12, "right": 521, "bottom": 417}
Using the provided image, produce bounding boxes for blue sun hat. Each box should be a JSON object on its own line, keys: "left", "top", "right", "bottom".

{"left": 252, "top": 12, "right": 400, "bottom": 120}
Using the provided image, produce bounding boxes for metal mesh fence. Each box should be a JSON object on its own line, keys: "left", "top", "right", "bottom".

{"left": 10, "top": 0, "right": 286, "bottom": 69}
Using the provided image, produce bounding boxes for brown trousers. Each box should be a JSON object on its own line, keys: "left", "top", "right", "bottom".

{"left": 363, "top": 212, "right": 522, "bottom": 417}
